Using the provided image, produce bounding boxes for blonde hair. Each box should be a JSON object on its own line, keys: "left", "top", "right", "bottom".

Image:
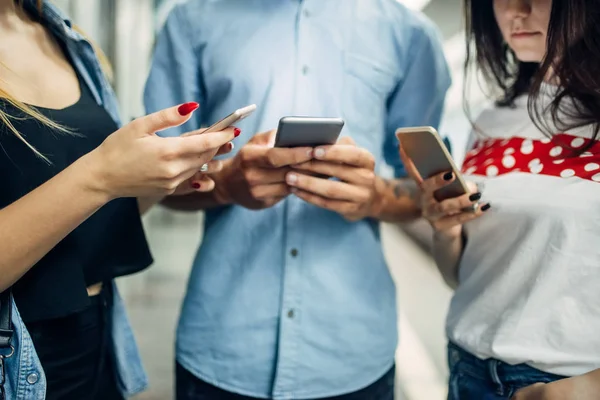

{"left": 0, "top": 0, "right": 113, "bottom": 162}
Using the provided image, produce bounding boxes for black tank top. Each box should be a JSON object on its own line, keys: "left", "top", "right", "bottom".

{"left": 0, "top": 70, "right": 153, "bottom": 322}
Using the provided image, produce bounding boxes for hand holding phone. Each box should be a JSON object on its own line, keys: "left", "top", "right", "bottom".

{"left": 182, "top": 104, "right": 257, "bottom": 137}
{"left": 274, "top": 116, "right": 344, "bottom": 148}
{"left": 397, "top": 126, "right": 491, "bottom": 236}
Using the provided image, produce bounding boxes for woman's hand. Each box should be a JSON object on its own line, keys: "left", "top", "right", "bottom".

{"left": 84, "top": 102, "right": 237, "bottom": 200}
{"left": 399, "top": 147, "right": 491, "bottom": 239}
{"left": 512, "top": 371, "right": 600, "bottom": 400}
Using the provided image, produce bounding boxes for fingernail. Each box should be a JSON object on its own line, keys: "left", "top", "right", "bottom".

{"left": 314, "top": 148, "right": 326, "bottom": 159}
{"left": 178, "top": 102, "right": 199, "bottom": 116}
{"left": 234, "top": 128, "right": 241, "bottom": 137}
{"left": 287, "top": 173, "right": 298, "bottom": 185}
{"left": 443, "top": 172, "right": 454, "bottom": 181}
{"left": 192, "top": 182, "right": 201, "bottom": 189}
{"left": 469, "top": 192, "right": 482, "bottom": 202}
{"left": 306, "top": 149, "right": 313, "bottom": 157}
{"left": 481, "top": 203, "right": 492, "bottom": 212}
{"left": 229, "top": 142, "right": 235, "bottom": 151}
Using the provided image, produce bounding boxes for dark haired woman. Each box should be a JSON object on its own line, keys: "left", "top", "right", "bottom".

{"left": 400, "top": 0, "right": 600, "bottom": 398}
{"left": 0, "top": 0, "right": 239, "bottom": 399}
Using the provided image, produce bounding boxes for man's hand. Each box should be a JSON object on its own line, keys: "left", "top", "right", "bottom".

{"left": 286, "top": 137, "right": 378, "bottom": 221}
{"left": 512, "top": 373, "right": 600, "bottom": 400}
{"left": 213, "top": 131, "right": 314, "bottom": 210}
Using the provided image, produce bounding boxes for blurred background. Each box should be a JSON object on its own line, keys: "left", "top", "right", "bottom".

{"left": 50, "top": 1, "right": 487, "bottom": 399}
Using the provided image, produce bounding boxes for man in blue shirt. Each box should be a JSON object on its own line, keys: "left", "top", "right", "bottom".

{"left": 144, "top": 1, "right": 451, "bottom": 399}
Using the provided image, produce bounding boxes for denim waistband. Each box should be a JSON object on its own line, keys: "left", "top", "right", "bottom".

{"left": 447, "top": 342, "right": 566, "bottom": 386}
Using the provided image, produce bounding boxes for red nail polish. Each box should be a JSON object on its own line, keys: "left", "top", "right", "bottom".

{"left": 178, "top": 102, "right": 199, "bottom": 116}
{"left": 234, "top": 128, "right": 241, "bottom": 137}
{"left": 192, "top": 182, "right": 201, "bottom": 189}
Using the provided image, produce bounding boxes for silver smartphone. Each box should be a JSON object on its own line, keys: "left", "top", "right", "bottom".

{"left": 274, "top": 116, "right": 345, "bottom": 148}
{"left": 396, "top": 126, "right": 470, "bottom": 201}
{"left": 183, "top": 104, "right": 257, "bottom": 137}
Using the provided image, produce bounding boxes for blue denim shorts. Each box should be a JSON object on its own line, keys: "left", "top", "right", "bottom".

{"left": 447, "top": 342, "right": 566, "bottom": 399}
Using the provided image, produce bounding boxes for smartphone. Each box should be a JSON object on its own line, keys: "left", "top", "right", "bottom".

{"left": 274, "top": 116, "right": 345, "bottom": 148}
{"left": 183, "top": 104, "right": 257, "bottom": 137}
{"left": 396, "top": 126, "right": 470, "bottom": 201}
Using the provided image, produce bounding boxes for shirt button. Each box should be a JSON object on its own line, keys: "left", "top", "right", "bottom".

{"left": 302, "top": 65, "right": 309, "bottom": 75}
{"left": 287, "top": 309, "right": 295, "bottom": 319}
{"left": 303, "top": 9, "right": 311, "bottom": 17}
{"left": 27, "top": 373, "right": 39, "bottom": 384}
{"left": 290, "top": 248, "right": 299, "bottom": 257}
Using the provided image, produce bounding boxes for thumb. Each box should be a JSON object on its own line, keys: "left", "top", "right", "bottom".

{"left": 136, "top": 102, "right": 199, "bottom": 135}
{"left": 338, "top": 136, "right": 356, "bottom": 146}
{"left": 249, "top": 130, "right": 276, "bottom": 146}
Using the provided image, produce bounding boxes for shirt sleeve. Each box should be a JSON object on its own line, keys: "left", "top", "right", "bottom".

{"left": 143, "top": 5, "right": 205, "bottom": 137}
{"left": 383, "top": 12, "right": 452, "bottom": 178}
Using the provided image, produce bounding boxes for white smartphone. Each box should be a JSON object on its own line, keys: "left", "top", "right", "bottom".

{"left": 274, "top": 116, "right": 345, "bottom": 148}
{"left": 183, "top": 104, "right": 257, "bottom": 136}
{"left": 396, "top": 126, "right": 470, "bottom": 201}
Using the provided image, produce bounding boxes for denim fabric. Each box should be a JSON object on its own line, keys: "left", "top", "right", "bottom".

{"left": 447, "top": 342, "right": 566, "bottom": 400}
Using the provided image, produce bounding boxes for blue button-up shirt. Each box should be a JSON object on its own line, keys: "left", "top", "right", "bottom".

{"left": 3, "top": 1, "right": 148, "bottom": 399}
{"left": 145, "top": 1, "right": 450, "bottom": 398}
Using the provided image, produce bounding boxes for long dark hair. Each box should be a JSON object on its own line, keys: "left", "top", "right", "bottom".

{"left": 464, "top": 0, "right": 600, "bottom": 151}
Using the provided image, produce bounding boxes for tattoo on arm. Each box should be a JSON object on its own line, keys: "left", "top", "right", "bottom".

{"left": 384, "top": 179, "right": 417, "bottom": 199}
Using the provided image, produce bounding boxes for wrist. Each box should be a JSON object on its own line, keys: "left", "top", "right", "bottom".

{"left": 366, "top": 177, "right": 388, "bottom": 219}
{"left": 211, "top": 158, "right": 235, "bottom": 206}
{"left": 77, "top": 151, "right": 115, "bottom": 203}
{"left": 433, "top": 226, "right": 464, "bottom": 243}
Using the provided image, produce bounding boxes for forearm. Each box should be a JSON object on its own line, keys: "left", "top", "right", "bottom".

{"left": 370, "top": 177, "right": 421, "bottom": 223}
{"left": 0, "top": 156, "right": 109, "bottom": 291}
{"left": 432, "top": 230, "right": 464, "bottom": 289}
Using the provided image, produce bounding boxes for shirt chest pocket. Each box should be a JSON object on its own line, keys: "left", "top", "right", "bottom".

{"left": 341, "top": 52, "right": 398, "bottom": 142}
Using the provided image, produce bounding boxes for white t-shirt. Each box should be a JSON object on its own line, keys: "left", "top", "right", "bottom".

{"left": 446, "top": 89, "right": 600, "bottom": 376}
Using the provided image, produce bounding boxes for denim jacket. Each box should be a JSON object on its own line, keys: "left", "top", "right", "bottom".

{"left": 2, "top": 1, "right": 148, "bottom": 399}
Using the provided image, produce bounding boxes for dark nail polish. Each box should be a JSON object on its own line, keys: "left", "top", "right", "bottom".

{"left": 443, "top": 172, "right": 454, "bottom": 181}
{"left": 234, "top": 127, "right": 241, "bottom": 137}
{"left": 192, "top": 182, "right": 201, "bottom": 189}
{"left": 469, "top": 192, "right": 482, "bottom": 202}
{"left": 481, "top": 203, "right": 492, "bottom": 212}
{"left": 178, "top": 102, "right": 199, "bottom": 116}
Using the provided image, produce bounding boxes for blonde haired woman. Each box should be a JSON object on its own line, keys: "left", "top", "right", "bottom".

{"left": 0, "top": 0, "right": 239, "bottom": 399}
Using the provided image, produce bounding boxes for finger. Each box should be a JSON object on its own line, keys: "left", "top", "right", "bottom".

{"left": 191, "top": 176, "right": 216, "bottom": 192}
{"left": 337, "top": 136, "right": 356, "bottom": 146}
{"left": 137, "top": 102, "right": 199, "bottom": 135}
{"left": 216, "top": 142, "right": 234, "bottom": 156}
{"left": 292, "top": 188, "right": 358, "bottom": 215}
{"left": 174, "top": 128, "right": 237, "bottom": 158}
{"left": 251, "top": 183, "right": 291, "bottom": 199}
{"left": 248, "top": 130, "right": 276, "bottom": 146}
{"left": 246, "top": 146, "right": 313, "bottom": 168}
{"left": 313, "top": 144, "right": 375, "bottom": 169}
{"left": 432, "top": 203, "right": 491, "bottom": 231}
{"left": 426, "top": 191, "right": 482, "bottom": 218}
{"left": 171, "top": 175, "right": 215, "bottom": 195}
{"left": 292, "top": 160, "right": 374, "bottom": 186}
{"left": 399, "top": 146, "right": 423, "bottom": 184}
{"left": 244, "top": 167, "right": 290, "bottom": 185}
{"left": 198, "top": 160, "right": 224, "bottom": 174}
{"left": 420, "top": 170, "right": 458, "bottom": 198}
{"left": 286, "top": 172, "right": 370, "bottom": 202}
